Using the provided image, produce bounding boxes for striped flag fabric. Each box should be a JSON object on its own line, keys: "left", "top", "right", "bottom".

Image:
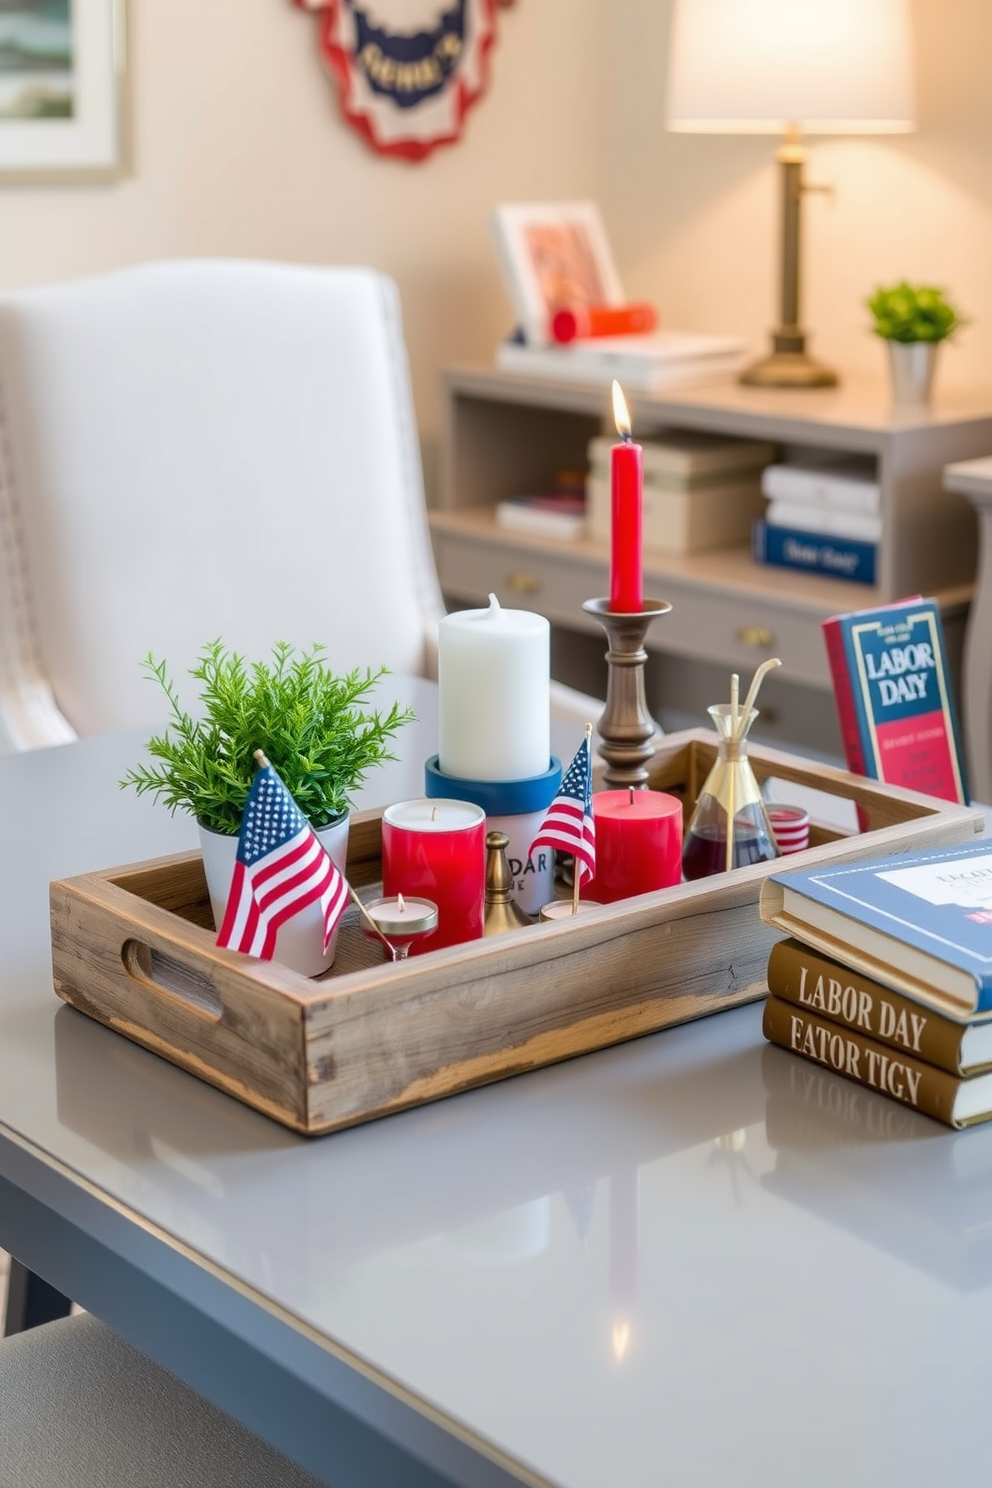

{"left": 217, "top": 758, "right": 349, "bottom": 960}
{"left": 529, "top": 732, "right": 596, "bottom": 884}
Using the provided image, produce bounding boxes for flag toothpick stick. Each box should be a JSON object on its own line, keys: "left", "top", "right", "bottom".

{"left": 529, "top": 722, "right": 597, "bottom": 917}
{"left": 346, "top": 883, "right": 398, "bottom": 961}
{"left": 574, "top": 723, "right": 588, "bottom": 916}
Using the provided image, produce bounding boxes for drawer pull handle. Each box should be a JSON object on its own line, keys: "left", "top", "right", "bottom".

{"left": 736, "top": 625, "right": 775, "bottom": 648}
{"left": 507, "top": 572, "right": 540, "bottom": 595}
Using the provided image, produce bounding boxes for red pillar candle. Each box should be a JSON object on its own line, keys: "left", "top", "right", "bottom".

{"left": 381, "top": 798, "right": 486, "bottom": 953}
{"left": 584, "top": 789, "right": 682, "bottom": 904}
{"left": 609, "top": 380, "right": 643, "bottom": 613}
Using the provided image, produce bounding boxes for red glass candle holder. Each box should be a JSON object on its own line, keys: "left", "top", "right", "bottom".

{"left": 381, "top": 798, "right": 486, "bottom": 954}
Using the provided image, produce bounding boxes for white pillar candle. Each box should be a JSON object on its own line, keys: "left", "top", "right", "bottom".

{"left": 438, "top": 594, "right": 550, "bottom": 782}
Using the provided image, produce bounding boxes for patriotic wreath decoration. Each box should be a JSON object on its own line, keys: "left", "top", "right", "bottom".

{"left": 292, "top": 0, "right": 512, "bottom": 162}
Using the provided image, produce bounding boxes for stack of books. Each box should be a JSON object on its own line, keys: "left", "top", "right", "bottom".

{"left": 759, "top": 838, "right": 992, "bottom": 1129}
{"left": 751, "top": 455, "right": 881, "bottom": 584}
{"left": 586, "top": 430, "right": 775, "bottom": 555}
{"left": 495, "top": 329, "right": 749, "bottom": 392}
{"left": 495, "top": 469, "right": 587, "bottom": 539}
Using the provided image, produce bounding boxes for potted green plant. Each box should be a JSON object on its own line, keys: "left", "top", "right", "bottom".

{"left": 121, "top": 639, "right": 414, "bottom": 975}
{"left": 866, "top": 280, "right": 965, "bottom": 406}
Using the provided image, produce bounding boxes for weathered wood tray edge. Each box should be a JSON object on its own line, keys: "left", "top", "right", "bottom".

{"left": 49, "top": 730, "right": 985, "bottom": 1136}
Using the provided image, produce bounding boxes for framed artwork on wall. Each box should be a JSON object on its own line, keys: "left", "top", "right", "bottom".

{"left": 0, "top": 0, "right": 127, "bottom": 183}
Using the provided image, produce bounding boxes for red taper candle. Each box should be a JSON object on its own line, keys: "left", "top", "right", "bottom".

{"left": 609, "top": 380, "right": 643, "bottom": 613}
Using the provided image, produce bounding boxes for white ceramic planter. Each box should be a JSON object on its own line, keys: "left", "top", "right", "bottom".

{"left": 198, "top": 814, "right": 350, "bottom": 977}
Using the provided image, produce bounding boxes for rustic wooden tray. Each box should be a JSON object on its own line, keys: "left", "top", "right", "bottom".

{"left": 50, "top": 730, "right": 984, "bottom": 1135}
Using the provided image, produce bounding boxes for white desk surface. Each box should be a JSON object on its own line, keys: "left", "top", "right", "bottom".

{"left": 2, "top": 679, "right": 992, "bottom": 1488}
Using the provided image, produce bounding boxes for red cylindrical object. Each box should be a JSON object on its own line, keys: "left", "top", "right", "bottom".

{"left": 584, "top": 790, "right": 683, "bottom": 903}
{"left": 551, "top": 302, "right": 658, "bottom": 344}
{"left": 610, "top": 437, "right": 643, "bottom": 613}
{"left": 381, "top": 799, "right": 486, "bottom": 953}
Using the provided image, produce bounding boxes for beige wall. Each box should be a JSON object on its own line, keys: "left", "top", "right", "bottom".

{"left": 0, "top": 0, "right": 609, "bottom": 492}
{"left": 605, "top": 0, "right": 992, "bottom": 398}
{"left": 0, "top": 0, "right": 988, "bottom": 495}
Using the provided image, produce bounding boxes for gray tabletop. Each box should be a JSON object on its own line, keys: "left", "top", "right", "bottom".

{"left": 2, "top": 681, "right": 991, "bottom": 1488}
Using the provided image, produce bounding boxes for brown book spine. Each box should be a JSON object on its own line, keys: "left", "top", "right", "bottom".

{"left": 767, "top": 937, "right": 973, "bottom": 1076}
{"left": 762, "top": 996, "right": 968, "bottom": 1128}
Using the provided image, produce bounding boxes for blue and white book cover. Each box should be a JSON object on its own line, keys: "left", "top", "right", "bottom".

{"left": 770, "top": 839, "right": 992, "bottom": 1005}
{"left": 751, "top": 520, "right": 876, "bottom": 584}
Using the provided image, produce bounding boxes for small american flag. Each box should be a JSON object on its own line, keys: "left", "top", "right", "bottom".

{"left": 529, "top": 731, "right": 596, "bottom": 884}
{"left": 217, "top": 757, "right": 349, "bottom": 959}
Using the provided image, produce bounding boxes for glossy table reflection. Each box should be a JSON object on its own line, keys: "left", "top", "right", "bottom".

{"left": 3, "top": 685, "right": 992, "bottom": 1488}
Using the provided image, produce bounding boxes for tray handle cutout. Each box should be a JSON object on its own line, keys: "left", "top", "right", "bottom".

{"left": 122, "top": 940, "right": 223, "bottom": 1021}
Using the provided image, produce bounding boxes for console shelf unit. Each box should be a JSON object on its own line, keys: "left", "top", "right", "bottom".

{"left": 431, "top": 367, "right": 992, "bottom": 747}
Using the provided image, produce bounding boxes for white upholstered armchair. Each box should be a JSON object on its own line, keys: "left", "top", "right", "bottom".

{"left": 0, "top": 259, "right": 446, "bottom": 751}
{"left": 0, "top": 258, "right": 599, "bottom": 754}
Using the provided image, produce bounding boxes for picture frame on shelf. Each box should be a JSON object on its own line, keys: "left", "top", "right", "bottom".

{"left": 0, "top": 0, "right": 128, "bottom": 183}
{"left": 490, "top": 200, "right": 625, "bottom": 346}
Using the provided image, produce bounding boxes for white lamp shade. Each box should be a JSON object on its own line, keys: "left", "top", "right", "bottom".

{"left": 666, "top": 0, "right": 915, "bottom": 134}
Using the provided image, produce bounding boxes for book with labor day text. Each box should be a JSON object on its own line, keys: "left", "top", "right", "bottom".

{"left": 821, "top": 596, "right": 968, "bottom": 805}
{"left": 762, "top": 995, "right": 992, "bottom": 1128}
{"left": 766, "top": 936, "right": 992, "bottom": 1076}
{"left": 759, "top": 837, "right": 992, "bottom": 1022}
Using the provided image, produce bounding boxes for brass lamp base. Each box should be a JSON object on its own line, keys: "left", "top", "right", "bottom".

{"left": 740, "top": 332, "right": 837, "bottom": 390}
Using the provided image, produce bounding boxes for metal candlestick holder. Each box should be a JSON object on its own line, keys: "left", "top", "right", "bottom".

{"left": 582, "top": 597, "right": 671, "bottom": 789}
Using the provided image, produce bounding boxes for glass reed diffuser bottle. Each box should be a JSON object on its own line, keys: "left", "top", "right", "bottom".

{"left": 682, "top": 659, "right": 783, "bottom": 880}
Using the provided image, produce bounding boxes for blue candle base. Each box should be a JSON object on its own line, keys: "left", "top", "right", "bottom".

{"left": 425, "top": 756, "right": 563, "bottom": 917}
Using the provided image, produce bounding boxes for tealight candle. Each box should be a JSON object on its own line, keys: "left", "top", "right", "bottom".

{"left": 360, "top": 894, "right": 438, "bottom": 961}
{"left": 381, "top": 798, "right": 486, "bottom": 953}
{"left": 438, "top": 594, "right": 550, "bottom": 782}
{"left": 539, "top": 900, "right": 601, "bottom": 922}
{"left": 584, "top": 789, "right": 682, "bottom": 904}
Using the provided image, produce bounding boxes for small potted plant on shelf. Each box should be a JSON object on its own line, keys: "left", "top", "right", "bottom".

{"left": 866, "top": 280, "right": 966, "bottom": 406}
{"left": 121, "top": 639, "right": 414, "bottom": 975}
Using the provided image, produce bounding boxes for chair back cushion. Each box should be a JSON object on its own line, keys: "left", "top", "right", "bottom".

{"left": 0, "top": 260, "right": 443, "bottom": 734}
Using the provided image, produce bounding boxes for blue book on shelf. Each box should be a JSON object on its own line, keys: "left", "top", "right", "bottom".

{"left": 752, "top": 519, "right": 876, "bottom": 584}
{"left": 759, "top": 838, "right": 992, "bottom": 1022}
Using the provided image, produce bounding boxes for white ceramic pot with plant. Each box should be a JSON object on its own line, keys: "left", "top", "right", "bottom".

{"left": 121, "top": 640, "right": 414, "bottom": 976}
{"left": 866, "top": 280, "right": 965, "bottom": 407}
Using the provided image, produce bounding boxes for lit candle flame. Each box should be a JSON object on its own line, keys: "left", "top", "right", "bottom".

{"left": 612, "top": 1319, "right": 631, "bottom": 1361}
{"left": 612, "top": 379, "right": 632, "bottom": 441}
{"left": 398, "top": 892, "right": 405, "bottom": 913}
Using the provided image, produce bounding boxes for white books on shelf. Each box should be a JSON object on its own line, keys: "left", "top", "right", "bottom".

{"left": 495, "top": 494, "right": 587, "bottom": 540}
{"left": 588, "top": 431, "right": 776, "bottom": 486}
{"left": 764, "top": 500, "right": 883, "bottom": 544}
{"left": 495, "top": 332, "right": 749, "bottom": 392}
{"left": 761, "top": 456, "right": 880, "bottom": 512}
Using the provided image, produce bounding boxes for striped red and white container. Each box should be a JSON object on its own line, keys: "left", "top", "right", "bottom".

{"left": 767, "top": 804, "right": 811, "bottom": 855}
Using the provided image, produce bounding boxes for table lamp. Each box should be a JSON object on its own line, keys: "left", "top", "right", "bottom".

{"left": 665, "top": 0, "right": 915, "bottom": 388}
